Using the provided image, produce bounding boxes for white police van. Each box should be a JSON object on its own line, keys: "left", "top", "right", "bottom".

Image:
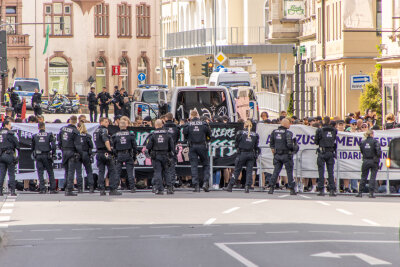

{"left": 12, "top": 78, "right": 41, "bottom": 109}
{"left": 208, "top": 67, "right": 251, "bottom": 87}
{"left": 133, "top": 84, "right": 168, "bottom": 112}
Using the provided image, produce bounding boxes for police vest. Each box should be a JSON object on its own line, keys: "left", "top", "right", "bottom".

{"left": 237, "top": 130, "right": 257, "bottom": 151}
{"left": 113, "top": 130, "right": 135, "bottom": 151}
{"left": 59, "top": 126, "right": 77, "bottom": 149}
{"left": 152, "top": 130, "right": 169, "bottom": 151}
{"left": 187, "top": 120, "right": 207, "bottom": 144}
{"left": 33, "top": 131, "right": 52, "bottom": 152}
{"left": 93, "top": 126, "right": 108, "bottom": 150}
{"left": 319, "top": 127, "right": 336, "bottom": 148}
{"left": 88, "top": 92, "right": 97, "bottom": 105}
{"left": 273, "top": 129, "right": 289, "bottom": 151}
{"left": 164, "top": 122, "right": 179, "bottom": 144}
{"left": 361, "top": 138, "right": 376, "bottom": 159}
{"left": 0, "top": 129, "right": 15, "bottom": 149}
{"left": 80, "top": 133, "right": 91, "bottom": 152}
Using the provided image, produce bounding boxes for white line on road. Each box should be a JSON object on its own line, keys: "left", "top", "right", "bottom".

{"left": 251, "top": 200, "right": 268, "bottom": 204}
{"left": 98, "top": 236, "right": 129, "bottom": 239}
{"left": 111, "top": 227, "right": 140, "bottom": 230}
{"left": 336, "top": 209, "right": 353, "bottom": 216}
{"left": 5, "top": 199, "right": 15, "bottom": 202}
{"left": 140, "top": 234, "right": 170, "bottom": 238}
{"left": 0, "top": 209, "right": 12, "bottom": 214}
{"left": 265, "top": 231, "right": 299, "bottom": 234}
{"left": 182, "top": 233, "right": 212, "bottom": 237}
{"left": 72, "top": 228, "right": 102, "bottom": 231}
{"left": 55, "top": 237, "right": 82, "bottom": 240}
{"left": 150, "top": 226, "right": 181, "bottom": 229}
{"left": 278, "top": 195, "right": 289, "bottom": 198}
{"left": 300, "top": 195, "right": 311, "bottom": 199}
{"left": 204, "top": 218, "right": 217, "bottom": 225}
{"left": 0, "top": 224, "right": 8, "bottom": 228}
{"left": 14, "top": 238, "right": 44, "bottom": 241}
{"left": 0, "top": 216, "right": 10, "bottom": 222}
{"left": 31, "top": 229, "right": 61, "bottom": 232}
{"left": 6, "top": 230, "right": 21, "bottom": 233}
{"left": 223, "top": 207, "right": 240, "bottom": 214}
{"left": 316, "top": 201, "right": 330, "bottom": 206}
{"left": 362, "top": 219, "right": 381, "bottom": 226}
{"left": 224, "top": 232, "right": 256, "bottom": 235}
{"left": 309, "top": 231, "right": 340, "bottom": 234}
{"left": 215, "top": 243, "right": 258, "bottom": 267}
{"left": 2, "top": 203, "right": 14, "bottom": 207}
{"left": 354, "top": 232, "right": 384, "bottom": 235}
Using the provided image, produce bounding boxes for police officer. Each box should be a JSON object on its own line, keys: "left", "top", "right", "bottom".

{"left": 227, "top": 120, "right": 260, "bottom": 193}
{"left": 112, "top": 120, "right": 138, "bottom": 193}
{"left": 146, "top": 119, "right": 174, "bottom": 195}
{"left": 163, "top": 112, "right": 180, "bottom": 190}
{"left": 113, "top": 86, "right": 121, "bottom": 117}
{"left": 58, "top": 116, "right": 82, "bottom": 196}
{"left": 94, "top": 117, "right": 122, "bottom": 196}
{"left": 4, "top": 89, "right": 10, "bottom": 107}
{"left": 31, "top": 88, "right": 42, "bottom": 116}
{"left": 32, "top": 122, "right": 57, "bottom": 194}
{"left": 76, "top": 122, "right": 95, "bottom": 193}
{"left": 87, "top": 87, "right": 98, "bottom": 122}
{"left": 0, "top": 120, "right": 19, "bottom": 196}
{"left": 357, "top": 130, "right": 381, "bottom": 198}
{"left": 315, "top": 116, "right": 337, "bottom": 196}
{"left": 268, "top": 118, "right": 298, "bottom": 195}
{"left": 97, "top": 87, "right": 112, "bottom": 118}
{"left": 10, "top": 87, "right": 20, "bottom": 117}
{"left": 183, "top": 110, "right": 212, "bottom": 192}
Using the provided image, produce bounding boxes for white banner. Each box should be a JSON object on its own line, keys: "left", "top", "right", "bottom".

{"left": 257, "top": 124, "right": 400, "bottom": 180}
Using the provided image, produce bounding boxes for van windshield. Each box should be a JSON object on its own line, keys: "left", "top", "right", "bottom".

{"left": 219, "top": 81, "right": 250, "bottom": 87}
{"left": 231, "top": 88, "right": 256, "bottom": 100}
{"left": 14, "top": 81, "right": 39, "bottom": 92}
{"left": 176, "top": 90, "right": 229, "bottom": 120}
{"left": 141, "top": 91, "right": 158, "bottom": 103}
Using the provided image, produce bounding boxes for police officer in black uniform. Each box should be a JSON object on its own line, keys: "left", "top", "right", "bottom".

{"left": 146, "top": 119, "right": 174, "bottom": 195}
{"left": 94, "top": 117, "right": 122, "bottom": 196}
{"left": 76, "top": 122, "right": 95, "bottom": 193}
{"left": 10, "top": 87, "right": 20, "bottom": 117}
{"left": 227, "top": 120, "right": 260, "bottom": 193}
{"left": 0, "top": 120, "right": 19, "bottom": 196}
{"left": 112, "top": 120, "right": 138, "bottom": 193}
{"left": 315, "top": 116, "right": 337, "bottom": 196}
{"left": 32, "top": 122, "right": 57, "bottom": 194}
{"left": 113, "top": 86, "right": 121, "bottom": 117}
{"left": 58, "top": 116, "right": 82, "bottom": 196}
{"left": 31, "top": 88, "right": 42, "bottom": 116}
{"left": 183, "top": 110, "right": 212, "bottom": 192}
{"left": 97, "top": 87, "right": 112, "bottom": 118}
{"left": 87, "top": 87, "right": 98, "bottom": 122}
{"left": 163, "top": 112, "right": 180, "bottom": 190}
{"left": 357, "top": 130, "right": 381, "bottom": 198}
{"left": 268, "top": 118, "right": 298, "bottom": 195}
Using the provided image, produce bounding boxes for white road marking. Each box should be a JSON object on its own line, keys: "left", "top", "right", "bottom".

{"left": 215, "top": 243, "right": 258, "bottom": 267}
{"left": 150, "top": 226, "right": 181, "bottom": 229}
{"left": 111, "top": 227, "right": 140, "bottom": 230}
{"left": 0, "top": 216, "right": 10, "bottom": 222}
{"left": 55, "top": 237, "right": 82, "bottom": 240}
{"left": 278, "top": 195, "right": 289, "bottom": 198}
{"left": 6, "top": 230, "right": 22, "bottom": 233}
{"left": 5, "top": 199, "right": 15, "bottom": 202}
{"left": 140, "top": 234, "right": 170, "bottom": 238}
{"left": 309, "top": 231, "right": 340, "bottom": 234}
{"left": 182, "top": 233, "right": 212, "bottom": 237}
{"left": 223, "top": 207, "right": 240, "bottom": 214}
{"left": 204, "top": 218, "right": 217, "bottom": 225}
{"left": 265, "top": 231, "right": 299, "bottom": 234}
{"left": 98, "top": 236, "right": 129, "bottom": 239}
{"left": 300, "top": 195, "right": 311, "bottom": 199}
{"left": 354, "top": 232, "right": 383, "bottom": 235}
{"left": 316, "top": 201, "right": 330, "bottom": 206}
{"left": 311, "top": 251, "right": 391, "bottom": 265}
{"left": 251, "top": 200, "right": 268, "bottom": 204}
{"left": 362, "top": 219, "right": 381, "bottom": 226}
{"left": 0, "top": 209, "right": 12, "bottom": 214}
{"left": 224, "top": 232, "right": 256, "bottom": 235}
{"left": 31, "top": 229, "right": 61, "bottom": 232}
{"left": 0, "top": 224, "right": 8, "bottom": 228}
{"left": 3, "top": 203, "right": 14, "bottom": 207}
{"left": 72, "top": 228, "right": 102, "bottom": 231}
{"left": 336, "top": 209, "right": 353, "bottom": 216}
{"left": 14, "top": 238, "right": 44, "bottom": 241}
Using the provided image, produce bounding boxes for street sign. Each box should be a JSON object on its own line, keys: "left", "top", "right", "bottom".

{"left": 351, "top": 75, "right": 371, "bottom": 90}
{"left": 229, "top": 57, "right": 252, "bottom": 67}
{"left": 112, "top": 65, "right": 120, "bottom": 76}
{"left": 138, "top": 72, "right": 146, "bottom": 82}
{"left": 216, "top": 65, "right": 225, "bottom": 71}
{"left": 215, "top": 52, "right": 227, "bottom": 65}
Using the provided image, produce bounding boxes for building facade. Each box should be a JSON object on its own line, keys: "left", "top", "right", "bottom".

{"left": 1, "top": 0, "right": 160, "bottom": 96}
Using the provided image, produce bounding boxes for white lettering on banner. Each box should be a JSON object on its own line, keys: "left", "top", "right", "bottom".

{"left": 257, "top": 124, "right": 400, "bottom": 180}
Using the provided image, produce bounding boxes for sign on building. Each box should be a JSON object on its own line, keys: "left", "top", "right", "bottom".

{"left": 305, "top": 72, "right": 321, "bottom": 87}
{"left": 351, "top": 75, "right": 371, "bottom": 90}
{"left": 112, "top": 65, "right": 121, "bottom": 76}
{"left": 284, "top": 1, "right": 305, "bottom": 20}
{"left": 229, "top": 57, "right": 253, "bottom": 67}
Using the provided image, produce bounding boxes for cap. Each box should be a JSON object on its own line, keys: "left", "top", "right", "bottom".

{"left": 307, "top": 117, "right": 315, "bottom": 123}
{"left": 350, "top": 119, "right": 357, "bottom": 124}
{"left": 143, "top": 116, "right": 152, "bottom": 122}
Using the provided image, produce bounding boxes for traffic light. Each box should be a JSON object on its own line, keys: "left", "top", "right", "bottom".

{"left": 208, "top": 62, "right": 214, "bottom": 74}
{"left": 0, "top": 31, "right": 7, "bottom": 74}
{"left": 201, "top": 62, "right": 209, "bottom": 77}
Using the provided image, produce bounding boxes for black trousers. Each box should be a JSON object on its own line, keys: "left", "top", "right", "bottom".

{"left": 63, "top": 151, "right": 79, "bottom": 191}
{"left": 116, "top": 153, "right": 135, "bottom": 190}
{"left": 33, "top": 106, "right": 42, "bottom": 116}
{"left": 360, "top": 159, "right": 378, "bottom": 193}
{"left": 89, "top": 106, "right": 98, "bottom": 122}
{"left": 270, "top": 153, "right": 295, "bottom": 189}
{"left": 99, "top": 105, "right": 109, "bottom": 118}
{"left": 189, "top": 145, "right": 210, "bottom": 186}
{"left": 36, "top": 154, "right": 56, "bottom": 191}
{"left": 0, "top": 153, "right": 16, "bottom": 191}
{"left": 166, "top": 158, "right": 176, "bottom": 186}
{"left": 96, "top": 152, "right": 118, "bottom": 190}
{"left": 152, "top": 154, "right": 169, "bottom": 191}
{"left": 230, "top": 152, "right": 255, "bottom": 186}
{"left": 317, "top": 151, "right": 336, "bottom": 191}
{"left": 76, "top": 152, "right": 94, "bottom": 188}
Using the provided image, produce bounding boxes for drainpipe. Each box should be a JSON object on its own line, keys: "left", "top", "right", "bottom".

{"left": 322, "top": 0, "right": 326, "bottom": 116}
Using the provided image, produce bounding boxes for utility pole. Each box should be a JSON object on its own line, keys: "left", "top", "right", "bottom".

{"left": 159, "top": 0, "right": 163, "bottom": 84}
{"left": 278, "top": 53, "right": 281, "bottom": 114}
{"left": 213, "top": 0, "right": 217, "bottom": 61}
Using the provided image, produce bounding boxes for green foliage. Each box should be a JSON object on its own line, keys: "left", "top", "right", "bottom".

{"left": 359, "top": 64, "right": 382, "bottom": 125}
{"left": 287, "top": 92, "right": 294, "bottom": 117}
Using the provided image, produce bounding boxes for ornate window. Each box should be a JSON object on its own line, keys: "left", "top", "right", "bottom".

{"left": 118, "top": 3, "right": 131, "bottom": 37}
{"left": 94, "top": 3, "right": 109, "bottom": 37}
{"left": 44, "top": 2, "right": 73, "bottom": 36}
{"left": 136, "top": 3, "right": 150, "bottom": 38}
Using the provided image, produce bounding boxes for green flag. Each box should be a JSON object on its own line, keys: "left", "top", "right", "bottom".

{"left": 43, "top": 25, "right": 50, "bottom": 55}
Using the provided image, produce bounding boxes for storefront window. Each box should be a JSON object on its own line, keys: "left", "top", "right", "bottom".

{"left": 96, "top": 57, "right": 106, "bottom": 93}
{"left": 49, "top": 57, "right": 69, "bottom": 95}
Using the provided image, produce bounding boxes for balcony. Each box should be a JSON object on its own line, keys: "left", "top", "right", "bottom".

{"left": 7, "top": 34, "right": 30, "bottom": 47}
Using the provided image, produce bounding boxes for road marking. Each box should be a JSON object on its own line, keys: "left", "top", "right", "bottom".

{"left": 300, "top": 195, "right": 311, "bottom": 199}
{"left": 311, "top": 251, "right": 391, "bottom": 265}
{"left": 278, "top": 195, "right": 289, "bottom": 198}
{"left": 140, "top": 234, "right": 170, "bottom": 238}
{"left": 0, "top": 209, "right": 12, "bottom": 214}
{"left": 223, "top": 207, "right": 240, "bottom": 214}
{"left": 215, "top": 243, "right": 258, "bottom": 267}
{"left": 14, "top": 238, "right": 44, "bottom": 241}
{"left": 182, "top": 233, "right": 212, "bottom": 237}
{"left": 6, "top": 230, "right": 22, "bottom": 233}
{"left": 316, "top": 201, "right": 330, "bottom": 206}
{"left": 5, "top": 199, "right": 15, "bottom": 202}
{"left": 111, "top": 227, "right": 140, "bottom": 230}
{"left": 0, "top": 224, "right": 8, "bottom": 228}
{"left": 224, "top": 232, "right": 256, "bottom": 235}
{"left": 309, "top": 231, "right": 340, "bottom": 234}
{"left": 72, "top": 228, "right": 102, "bottom": 231}
{"left": 265, "top": 231, "right": 299, "bottom": 234}
{"left": 229, "top": 223, "right": 263, "bottom": 226}
{"left": 251, "top": 200, "right": 268, "bottom": 204}
{"left": 204, "top": 218, "right": 217, "bottom": 225}
{"left": 362, "top": 219, "right": 380, "bottom": 226}
{"left": 55, "top": 237, "right": 82, "bottom": 240}
{"left": 150, "top": 226, "right": 181, "bottom": 229}
{"left": 0, "top": 216, "right": 10, "bottom": 222}
{"left": 354, "top": 232, "right": 384, "bottom": 235}
{"left": 336, "top": 209, "right": 353, "bottom": 215}
{"left": 31, "top": 229, "right": 61, "bottom": 232}
{"left": 98, "top": 236, "right": 129, "bottom": 239}
{"left": 3, "top": 203, "right": 14, "bottom": 207}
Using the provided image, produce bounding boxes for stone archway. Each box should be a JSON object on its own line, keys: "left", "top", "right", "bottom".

{"left": 45, "top": 51, "right": 73, "bottom": 96}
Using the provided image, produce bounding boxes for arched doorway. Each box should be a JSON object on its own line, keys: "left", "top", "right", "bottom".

{"left": 96, "top": 57, "right": 107, "bottom": 93}
{"left": 49, "top": 57, "right": 69, "bottom": 95}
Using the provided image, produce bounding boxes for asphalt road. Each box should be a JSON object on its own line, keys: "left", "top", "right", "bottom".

{"left": 0, "top": 191, "right": 399, "bottom": 267}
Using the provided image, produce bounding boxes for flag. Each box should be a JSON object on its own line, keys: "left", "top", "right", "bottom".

{"left": 43, "top": 25, "right": 50, "bottom": 55}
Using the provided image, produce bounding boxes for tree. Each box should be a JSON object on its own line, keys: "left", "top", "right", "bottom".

{"left": 359, "top": 64, "right": 382, "bottom": 125}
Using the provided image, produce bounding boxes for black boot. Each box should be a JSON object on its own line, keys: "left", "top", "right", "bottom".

{"left": 244, "top": 185, "right": 250, "bottom": 193}
{"left": 77, "top": 188, "right": 83, "bottom": 194}
{"left": 317, "top": 188, "right": 325, "bottom": 196}
{"left": 100, "top": 190, "right": 106, "bottom": 196}
{"left": 290, "top": 189, "right": 297, "bottom": 195}
{"left": 109, "top": 190, "right": 122, "bottom": 196}
{"left": 0, "top": 191, "right": 3, "bottom": 196}
{"left": 89, "top": 186, "right": 95, "bottom": 194}
{"left": 130, "top": 188, "right": 136, "bottom": 193}
{"left": 10, "top": 190, "right": 17, "bottom": 196}
{"left": 369, "top": 192, "right": 376, "bottom": 198}
{"left": 356, "top": 192, "right": 362, "bottom": 198}
{"left": 226, "top": 183, "right": 233, "bottom": 192}
{"left": 39, "top": 190, "right": 46, "bottom": 194}
{"left": 49, "top": 190, "right": 58, "bottom": 194}
{"left": 155, "top": 189, "right": 164, "bottom": 195}
{"left": 329, "top": 190, "right": 337, "bottom": 197}
{"left": 65, "top": 190, "right": 77, "bottom": 196}
{"left": 202, "top": 182, "right": 210, "bottom": 192}
{"left": 193, "top": 185, "right": 200, "bottom": 192}
{"left": 167, "top": 186, "right": 174, "bottom": 195}
{"left": 268, "top": 187, "right": 274, "bottom": 194}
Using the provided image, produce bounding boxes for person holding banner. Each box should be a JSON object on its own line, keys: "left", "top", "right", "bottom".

{"left": 226, "top": 120, "right": 260, "bottom": 193}
{"left": 315, "top": 116, "right": 337, "bottom": 197}
{"left": 32, "top": 122, "right": 57, "bottom": 194}
{"left": 268, "top": 118, "right": 298, "bottom": 196}
{"left": 357, "top": 130, "right": 381, "bottom": 198}
{"left": 0, "top": 120, "right": 19, "bottom": 196}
